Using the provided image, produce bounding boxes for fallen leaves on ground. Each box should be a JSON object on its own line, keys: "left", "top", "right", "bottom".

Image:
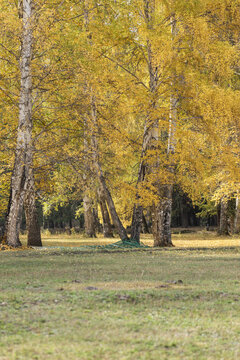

{"left": 0, "top": 243, "right": 33, "bottom": 252}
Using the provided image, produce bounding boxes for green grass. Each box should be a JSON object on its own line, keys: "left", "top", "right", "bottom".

{"left": 1, "top": 241, "right": 240, "bottom": 359}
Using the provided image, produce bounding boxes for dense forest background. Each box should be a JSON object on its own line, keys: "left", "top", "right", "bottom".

{"left": 0, "top": 0, "right": 239, "bottom": 247}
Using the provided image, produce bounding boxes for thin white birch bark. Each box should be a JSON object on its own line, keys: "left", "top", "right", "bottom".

{"left": 153, "top": 13, "right": 178, "bottom": 247}
{"left": 234, "top": 195, "right": 240, "bottom": 233}
{"left": 90, "top": 96, "right": 129, "bottom": 241}
{"left": 7, "top": 0, "right": 41, "bottom": 247}
{"left": 83, "top": 1, "right": 129, "bottom": 241}
{"left": 131, "top": 1, "right": 176, "bottom": 246}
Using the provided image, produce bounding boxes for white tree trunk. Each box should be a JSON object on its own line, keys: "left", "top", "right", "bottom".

{"left": 131, "top": 2, "right": 177, "bottom": 247}
{"left": 234, "top": 196, "right": 240, "bottom": 233}
{"left": 7, "top": 0, "right": 41, "bottom": 247}
{"left": 90, "top": 97, "right": 129, "bottom": 241}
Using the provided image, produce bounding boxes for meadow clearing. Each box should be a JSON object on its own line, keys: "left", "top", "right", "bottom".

{"left": 0, "top": 232, "right": 240, "bottom": 359}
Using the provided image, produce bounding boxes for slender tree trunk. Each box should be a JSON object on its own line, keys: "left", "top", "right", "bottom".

{"left": 153, "top": 92, "right": 177, "bottom": 246}
{"left": 82, "top": 130, "right": 96, "bottom": 238}
{"left": 218, "top": 198, "right": 230, "bottom": 235}
{"left": 6, "top": 0, "right": 35, "bottom": 247}
{"left": 82, "top": 2, "right": 128, "bottom": 242}
{"left": 130, "top": 162, "right": 145, "bottom": 242}
{"left": 83, "top": 195, "right": 96, "bottom": 237}
{"left": 98, "top": 171, "right": 129, "bottom": 241}
{"left": 153, "top": 14, "right": 177, "bottom": 247}
{"left": 130, "top": 134, "right": 149, "bottom": 242}
{"left": 90, "top": 97, "right": 129, "bottom": 241}
{"left": 130, "top": 3, "right": 176, "bottom": 247}
{"left": 234, "top": 196, "right": 240, "bottom": 234}
{"left": 130, "top": 5, "right": 158, "bottom": 243}
{"left": 82, "top": 91, "right": 96, "bottom": 238}
{"left": 99, "top": 193, "right": 114, "bottom": 238}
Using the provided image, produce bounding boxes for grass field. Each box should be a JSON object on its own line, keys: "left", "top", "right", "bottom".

{"left": 1, "top": 233, "right": 240, "bottom": 359}
{"left": 20, "top": 229, "right": 240, "bottom": 249}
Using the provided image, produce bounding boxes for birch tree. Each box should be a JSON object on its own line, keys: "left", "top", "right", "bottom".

{"left": 6, "top": 0, "right": 42, "bottom": 247}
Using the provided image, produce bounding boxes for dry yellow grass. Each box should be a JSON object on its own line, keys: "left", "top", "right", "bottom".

{"left": 173, "top": 239, "right": 240, "bottom": 248}
{"left": 0, "top": 243, "right": 32, "bottom": 252}
{"left": 64, "top": 281, "right": 186, "bottom": 291}
{"left": 19, "top": 230, "right": 240, "bottom": 249}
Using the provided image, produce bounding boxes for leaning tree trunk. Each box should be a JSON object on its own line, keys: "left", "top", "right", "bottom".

{"left": 98, "top": 167, "right": 129, "bottom": 241}
{"left": 90, "top": 97, "right": 129, "bottom": 242}
{"left": 82, "top": 2, "right": 128, "bottom": 242}
{"left": 6, "top": 0, "right": 34, "bottom": 247}
{"left": 99, "top": 193, "right": 114, "bottom": 238}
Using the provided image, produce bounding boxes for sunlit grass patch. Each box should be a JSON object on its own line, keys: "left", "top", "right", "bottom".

{"left": 19, "top": 230, "right": 240, "bottom": 250}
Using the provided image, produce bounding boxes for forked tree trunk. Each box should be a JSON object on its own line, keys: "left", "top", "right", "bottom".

{"left": 98, "top": 172, "right": 128, "bottom": 241}
{"left": 90, "top": 97, "right": 129, "bottom": 241}
{"left": 6, "top": 0, "right": 36, "bottom": 247}
{"left": 99, "top": 193, "right": 114, "bottom": 238}
{"left": 83, "top": 195, "right": 96, "bottom": 238}
{"left": 83, "top": 2, "right": 128, "bottom": 242}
